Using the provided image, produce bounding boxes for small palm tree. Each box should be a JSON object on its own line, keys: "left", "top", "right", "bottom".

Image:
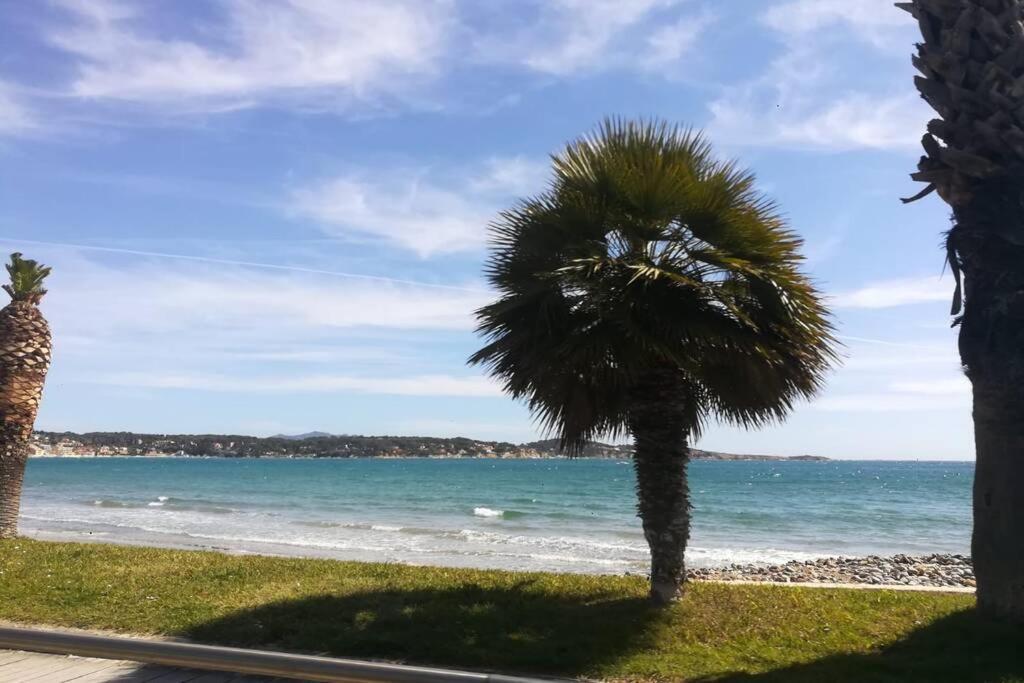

{"left": 0, "top": 253, "right": 52, "bottom": 538}
{"left": 471, "top": 119, "right": 837, "bottom": 604}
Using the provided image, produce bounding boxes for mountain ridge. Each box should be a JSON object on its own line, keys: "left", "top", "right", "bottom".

{"left": 31, "top": 430, "right": 829, "bottom": 461}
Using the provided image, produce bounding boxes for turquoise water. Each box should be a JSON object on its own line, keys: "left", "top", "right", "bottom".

{"left": 20, "top": 458, "right": 972, "bottom": 574}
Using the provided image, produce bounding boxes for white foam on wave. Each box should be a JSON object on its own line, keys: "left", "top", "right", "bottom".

{"left": 686, "top": 546, "right": 823, "bottom": 567}
{"left": 473, "top": 506, "right": 503, "bottom": 518}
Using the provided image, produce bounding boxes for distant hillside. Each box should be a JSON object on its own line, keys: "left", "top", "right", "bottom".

{"left": 30, "top": 431, "right": 828, "bottom": 461}
{"left": 525, "top": 439, "right": 828, "bottom": 461}
{"left": 271, "top": 431, "right": 334, "bottom": 440}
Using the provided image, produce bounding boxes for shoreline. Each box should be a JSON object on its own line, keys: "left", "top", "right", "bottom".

{"left": 689, "top": 553, "right": 974, "bottom": 589}
{"left": 28, "top": 454, "right": 974, "bottom": 463}
{"left": 24, "top": 528, "right": 973, "bottom": 590}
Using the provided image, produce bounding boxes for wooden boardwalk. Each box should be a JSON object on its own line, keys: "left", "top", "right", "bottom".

{"left": 0, "top": 650, "right": 294, "bottom": 682}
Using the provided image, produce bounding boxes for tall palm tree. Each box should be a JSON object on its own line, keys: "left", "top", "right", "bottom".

{"left": 471, "top": 120, "right": 837, "bottom": 604}
{"left": 0, "top": 253, "right": 52, "bottom": 538}
{"left": 902, "top": 0, "right": 1024, "bottom": 620}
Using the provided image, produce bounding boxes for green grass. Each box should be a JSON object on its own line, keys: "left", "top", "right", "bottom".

{"left": 0, "top": 539, "right": 1020, "bottom": 682}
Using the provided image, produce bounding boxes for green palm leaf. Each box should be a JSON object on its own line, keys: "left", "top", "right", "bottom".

{"left": 470, "top": 118, "right": 839, "bottom": 452}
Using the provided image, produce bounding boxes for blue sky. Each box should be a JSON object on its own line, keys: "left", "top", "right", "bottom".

{"left": 0, "top": 0, "right": 970, "bottom": 459}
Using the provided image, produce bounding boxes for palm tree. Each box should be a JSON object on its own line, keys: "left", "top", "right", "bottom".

{"left": 902, "top": 0, "right": 1024, "bottom": 620}
{"left": 0, "top": 253, "right": 52, "bottom": 539}
{"left": 470, "top": 119, "right": 837, "bottom": 604}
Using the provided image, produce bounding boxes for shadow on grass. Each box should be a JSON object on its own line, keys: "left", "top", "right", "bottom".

{"left": 698, "top": 610, "right": 1024, "bottom": 683}
{"left": 183, "top": 580, "right": 663, "bottom": 678}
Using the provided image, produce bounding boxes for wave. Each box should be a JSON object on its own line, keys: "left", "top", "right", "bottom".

{"left": 25, "top": 509, "right": 834, "bottom": 573}
{"left": 92, "top": 500, "right": 137, "bottom": 509}
{"left": 473, "top": 506, "right": 525, "bottom": 519}
{"left": 294, "top": 520, "right": 408, "bottom": 532}
{"left": 86, "top": 496, "right": 235, "bottom": 515}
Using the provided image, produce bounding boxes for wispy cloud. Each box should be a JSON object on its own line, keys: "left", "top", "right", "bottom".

{"left": 0, "top": 82, "right": 39, "bottom": 137}
{"left": 42, "top": 256, "right": 488, "bottom": 340}
{"left": 762, "top": 0, "right": 909, "bottom": 49}
{"left": 1, "top": 243, "right": 491, "bottom": 380}
{"left": 47, "top": 0, "right": 451, "bottom": 112}
{"left": 474, "top": 0, "right": 710, "bottom": 75}
{"left": 708, "top": 0, "right": 926, "bottom": 151}
{"left": 90, "top": 372, "right": 503, "bottom": 397}
{"left": 2, "top": 237, "right": 488, "bottom": 293}
{"left": 812, "top": 392, "right": 969, "bottom": 412}
{"left": 813, "top": 364, "right": 969, "bottom": 413}
{"left": 829, "top": 276, "right": 951, "bottom": 309}
{"left": 290, "top": 157, "right": 549, "bottom": 256}
{"left": 889, "top": 378, "right": 969, "bottom": 396}
{"left": 711, "top": 92, "right": 928, "bottom": 151}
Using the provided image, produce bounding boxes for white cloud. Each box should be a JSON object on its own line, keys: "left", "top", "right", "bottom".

{"left": 889, "top": 378, "right": 969, "bottom": 396}
{"left": 707, "top": 0, "right": 925, "bottom": 151}
{"left": 780, "top": 94, "right": 926, "bottom": 151}
{"left": 469, "top": 156, "right": 550, "bottom": 196}
{"left": 48, "top": 0, "right": 451, "bottom": 111}
{"left": 812, "top": 392, "right": 969, "bottom": 412}
{"left": 91, "top": 372, "right": 503, "bottom": 397}
{"left": 291, "top": 157, "right": 548, "bottom": 256}
{"left": 762, "top": 0, "right": 908, "bottom": 46}
{"left": 43, "top": 256, "right": 488, "bottom": 342}
{"left": 829, "top": 276, "right": 951, "bottom": 309}
{"left": 710, "top": 92, "right": 929, "bottom": 151}
{"left": 813, "top": 373, "right": 969, "bottom": 412}
{"left": 0, "top": 82, "right": 38, "bottom": 136}
{"left": 15, "top": 246, "right": 491, "bottom": 377}
{"left": 643, "top": 14, "right": 714, "bottom": 68}
{"left": 476, "top": 0, "right": 708, "bottom": 75}
{"left": 15, "top": 246, "right": 500, "bottom": 398}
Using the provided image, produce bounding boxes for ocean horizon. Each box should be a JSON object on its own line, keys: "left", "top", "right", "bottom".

{"left": 21, "top": 457, "right": 972, "bottom": 574}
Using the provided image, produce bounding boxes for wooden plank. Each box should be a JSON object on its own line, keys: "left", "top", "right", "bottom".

{"left": 143, "top": 668, "right": 207, "bottom": 683}
{"left": 104, "top": 665, "right": 188, "bottom": 682}
{"left": 25, "top": 657, "right": 122, "bottom": 683}
{"left": 0, "top": 651, "right": 31, "bottom": 666}
{"left": 182, "top": 673, "right": 238, "bottom": 683}
{"left": 58, "top": 663, "right": 148, "bottom": 682}
{"left": 0, "top": 654, "right": 87, "bottom": 682}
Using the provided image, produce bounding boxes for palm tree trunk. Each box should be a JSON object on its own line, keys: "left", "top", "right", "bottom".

{"left": 629, "top": 368, "right": 691, "bottom": 605}
{"left": 959, "top": 239, "right": 1024, "bottom": 619}
{"left": 0, "top": 425, "right": 28, "bottom": 539}
{"left": 971, "top": 378, "right": 1024, "bottom": 618}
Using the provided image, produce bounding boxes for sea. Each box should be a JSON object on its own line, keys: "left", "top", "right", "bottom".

{"left": 19, "top": 457, "right": 972, "bottom": 575}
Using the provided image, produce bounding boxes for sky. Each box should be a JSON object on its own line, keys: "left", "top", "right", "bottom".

{"left": 0, "top": 0, "right": 972, "bottom": 459}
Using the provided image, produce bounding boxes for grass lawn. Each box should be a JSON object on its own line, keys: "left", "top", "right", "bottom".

{"left": 0, "top": 539, "right": 1021, "bottom": 682}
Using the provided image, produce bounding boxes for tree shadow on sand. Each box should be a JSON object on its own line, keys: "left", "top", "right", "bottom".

{"left": 696, "top": 609, "right": 1024, "bottom": 683}
{"left": 183, "top": 580, "right": 664, "bottom": 679}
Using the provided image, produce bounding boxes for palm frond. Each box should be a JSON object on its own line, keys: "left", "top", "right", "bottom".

{"left": 3, "top": 253, "right": 51, "bottom": 303}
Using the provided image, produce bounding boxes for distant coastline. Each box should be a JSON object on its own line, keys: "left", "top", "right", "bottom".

{"left": 30, "top": 430, "right": 829, "bottom": 461}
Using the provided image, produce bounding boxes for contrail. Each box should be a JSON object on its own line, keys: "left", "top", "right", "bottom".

{"left": 837, "top": 335, "right": 948, "bottom": 351}
{"left": 0, "top": 237, "right": 491, "bottom": 295}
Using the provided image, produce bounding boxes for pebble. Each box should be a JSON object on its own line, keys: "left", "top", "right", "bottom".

{"left": 686, "top": 553, "right": 974, "bottom": 588}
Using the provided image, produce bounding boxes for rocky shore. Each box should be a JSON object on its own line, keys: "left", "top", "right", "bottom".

{"left": 688, "top": 553, "right": 974, "bottom": 588}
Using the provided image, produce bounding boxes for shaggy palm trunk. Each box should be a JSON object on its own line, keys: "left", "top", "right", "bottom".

{"left": 629, "top": 368, "right": 691, "bottom": 605}
{"left": 903, "top": 0, "right": 1024, "bottom": 619}
{"left": 0, "top": 300, "right": 51, "bottom": 539}
{"left": 0, "top": 425, "right": 30, "bottom": 537}
{"left": 957, "top": 188, "right": 1024, "bottom": 619}
{"left": 971, "top": 376, "right": 1024, "bottom": 617}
